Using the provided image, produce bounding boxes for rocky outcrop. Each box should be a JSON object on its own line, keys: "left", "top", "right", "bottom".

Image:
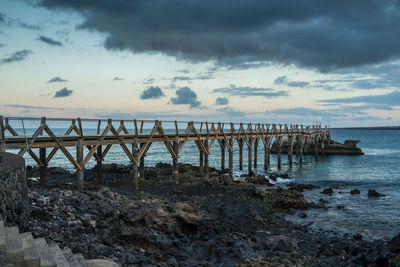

{"left": 0, "top": 152, "right": 30, "bottom": 230}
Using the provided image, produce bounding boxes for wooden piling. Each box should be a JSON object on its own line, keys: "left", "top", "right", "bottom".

{"left": 39, "top": 148, "right": 47, "bottom": 188}
{"left": 96, "top": 146, "right": 102, "bottom": 184}
{"left": 321, "top": 134, "right": 325, "bottom": 155}
{"left": 296, "top": 136, "right": 300, "bottom": 159}
{"left": 76, "top": 138, "right": 84, "bottom": 192}
{"left": 199, "top": 151, "right": 204, "bottom": 176}
{"left": 254, "top": 138, "right": 258, "bottom": 168}
{"left": 173, "top": 140, "right": 179, "bottom": 184}
{"left": 239, "top": 139, "right": 243, "bottom": 171}
{"left": 288, "top": 137, "right": 293, "bottom": 165}
{"left": 132, "top": 138, "right": 139, "bottom": 190}
{"left": 220, "top": 140, "right": 225, "bottom": 171}
{"left": 277, "top": 137, "right": 283, "bottom": 169}
{"left": 229, "top": 138, "right": 233, "bottom": 179}
{"left": 314, "top": 135, "right": 318, "bottom": 159}
{"left": 248, "top": 139, "right": 253, "bottom": 175}
{"left": 204, "top": 139, "right": 209, "bottom": 178}
{"left": 0, "top": 116, "right": 5, "bottom": 152}
{"left": 264, "top": 143, "right": 269, "bottom": 170}
{"left": 140, "top": 143, "right": 145, "bottom": 181}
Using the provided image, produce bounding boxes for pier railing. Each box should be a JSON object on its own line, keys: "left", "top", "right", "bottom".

{"left": 0, "top": 116, "right": 330, "bottom": 191}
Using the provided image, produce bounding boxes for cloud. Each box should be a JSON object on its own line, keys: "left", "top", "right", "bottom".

{"left": 38, "top": 35, "right": 63, "bottom": 46}
{"left": 274, "top": 76, "right": 309, "bottom": 87}
{"left": 140, "top": 86, "right": 165, "bottom": 99}
{"left": 3, "top": 104, "right": 65, "bottom": 110}
{"left": 319, "top": 91, "right": 400, "bottom": 107}
{"left": 170, "top": 86, "right": 201, "bottom": 108}
{"left": 18, "top": 22, "right": 41, "bottom": 30}
{"left": 0, "top": 13, "right": 6, "bottom": 24}
{"left": 217, "top": 107, "right": 245, "bottom": 117}
{"left": 48, "top": 76, "right": 67, "bottom": 83}
{"left": 54, "top": 87, "right": 73, "bottom": 98}
{"left": 113, "top": 77, "right": 123, "bottom": 81}
{"left": 215, "top": 97, "right": 229, "bottom": 105}
{"left": 172, "top": 72, "right": 214, "bottom": 82}
{"left": 38, "top": 0, "right": 400, "bottom": 71}
{"left": 213, "top": 84, "right": 288, "bottom": 98}
{"left": 1, "top": 50, "right": 33, "bottom": 64}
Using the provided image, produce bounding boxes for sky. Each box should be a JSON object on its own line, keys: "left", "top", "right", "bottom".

{"left": 1, "top": 0, "right": 400, "bottom": 127}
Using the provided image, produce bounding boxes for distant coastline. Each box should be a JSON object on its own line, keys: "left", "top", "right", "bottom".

{"left": 332, "top": 126, "right": 400, "bottom": 130}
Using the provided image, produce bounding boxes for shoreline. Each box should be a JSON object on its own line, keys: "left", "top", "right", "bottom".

{"left": 25, "top": 163, "right": 400, "bottom": 266}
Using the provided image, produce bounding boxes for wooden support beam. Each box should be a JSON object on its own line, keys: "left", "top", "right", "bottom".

{"left": 0, "top": 116, "right": 5, "bottom": 152}
{"left": 321, "top": 134, "right": 325, "bottom": 155}
{"left": 220, "top": 140, "right": 225, "bottom": 171}
{"left": 199, "top": 150, "right": 204, "bottom": 176}
{"left": 248, "top": 138, "right": 253, "bottom": 175}
{"left": 296, "top": 136, "right": 300, "bottom": 159}
{"left": 264, "top": 143, "right": 269, "bottom": 171}
{"left": 204, "top": 139, "right": 209, "bottom": 178}
{"left": 229, "top": 138, "right": 233, "bottom": 179}
{"left": 173, "top": 139, "right": 179, "bottom": 184}
{"left": 277, "top": 137, "right": 284, "bottom": 169}
{"left": 288, "top": 136, "right": 293, "bottom": 165}
{"left": 132, "top": 138, "right": 139, "bottom": 190}
{"left": 254, "top": 138, "right": 258, "bottom": 168}
{"left": 76, "top": 138, "right": 84, "bottom": 192}
{"left": 314, "top": 135, "right": 318, "bottom": 159}
{"left": 96, "top": 146, "right": 103, "bottom": 184}
{"left": 39, "top": 147, "right": 47, "bottom": 188}
{"left": 238, "top": 139, "right": 243, "bottom": 171}
{"left": 140, "top": 143, "right": 145, "bottom": 181}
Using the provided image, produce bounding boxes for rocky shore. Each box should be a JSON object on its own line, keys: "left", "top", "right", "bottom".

{"left": 25, "top": 163, "right": 400, "bottom": 266}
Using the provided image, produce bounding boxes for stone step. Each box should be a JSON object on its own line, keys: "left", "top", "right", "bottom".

{"left": 4, "top": 226, "right": 24, "bottom": 263}
{"left": 48, "top": 244, "right": 70, "bottom": 267}
{"left": 0, "top": 221, "right": 6, "bottom": 252}
{"left": 69, "top": 253, "right": 88, "bottom": 267}
{"left": 33, "top": 238, "right": 56, "bottom": 267}
{"left": 20, "top": 232, "right": 40, "bottom": 267}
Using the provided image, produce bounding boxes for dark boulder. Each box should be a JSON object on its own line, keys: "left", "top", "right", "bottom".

{"left": 350, "top": 189, "right": 360, "bottom": 195}
{"left": 320, "top": 188, "right": 334, "bottom": 195}
{"left": 368, "top": 189, "right": 385, "bottom": 198}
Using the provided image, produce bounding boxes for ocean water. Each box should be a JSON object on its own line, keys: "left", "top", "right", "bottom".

{"left": 6, "top": 125, "right": 400, "bottom": 240}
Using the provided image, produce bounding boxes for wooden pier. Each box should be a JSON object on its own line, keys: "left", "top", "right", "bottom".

{"left": 0, "top": 116, "right": 330, "bottom": 191}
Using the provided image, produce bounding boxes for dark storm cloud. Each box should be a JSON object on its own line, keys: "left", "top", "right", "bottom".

{"left": 170, "top": 87, "right": 201, "bottom": 108}
{"left": 319, "top": 91, "right": 400, "bottom": 107}
{"left": 213, "top": 85, "right": 288, "bottom": 98}
{"left": 172, "top": 72, "right": 214, "bottom": 82}
{"left": 215, "top": 97, "right": 229, "bottom": 105}
{"left": 0, "top": 12, "right": 41, "bottom": 30}
{"left": 19, "top": 22, "right": 41, "bottom": 30}
{"left": 48, "top": 76, "right": 67, "bottom": 83}
{"left": 0, "top": 13, "right": 6, "bottom": 24}
{"left": 1, "top": 49, "right": 33, "bottom": 64}
{"left": 140, "top": 86, "right": 165, "bottom": 99}
{"left": 38, "top": 35, "right": 63, "bottom": 46}
{"left": 54, "top": 87, "right": 73, "bottom": 98}
{"left": 38, "top": 0, "right": 400, "bottom": 71}
{"left": 113, "top": 77, "right": 123, "bottom": 81}
{"left": 274, "top": 76, "right": 309, "bottom": 87}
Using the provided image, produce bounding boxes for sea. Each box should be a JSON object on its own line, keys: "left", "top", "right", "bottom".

{"left": 7, "top": 126, "right": 400, "bottom": 241}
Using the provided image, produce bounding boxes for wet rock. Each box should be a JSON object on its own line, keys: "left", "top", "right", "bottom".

{"left": 279, "top": 174, "right": 290, "bottom": 179}
{"left": 320, "top": 188, "right": 334, "bottom": 195}
{"left": 368, "top": 189, "right": 386, "bottom": 198}
{"left": 319, "top": 198, "right": 328, "bottom": 204}
{"left": 269, "top": 174, "right": 278, "bottom": 181}
{"left": 245, "top": 175, "right": 270, "bottom": 185}
{"left": 353, "top": 233, "right": 363, "bottom": 241}
{"left": 298, "top": 212, "right": 307, "bottom": 218}
{"left": 336, "top": 205, "right": 345, "bottom": 210}
{"left": 350, "top": 189, "right": 360, "bottom": 195}
{"left": 287, "top": 183, "right": 319, "bottom": 192}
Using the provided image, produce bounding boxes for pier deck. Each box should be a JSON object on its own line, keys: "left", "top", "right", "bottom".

{"left": 0, "top": 116, "right": 330, "bottom": 191}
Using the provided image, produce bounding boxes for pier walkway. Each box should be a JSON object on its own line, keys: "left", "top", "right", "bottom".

{"left": 0, "top": 116, "right": 330, "bottom": 191}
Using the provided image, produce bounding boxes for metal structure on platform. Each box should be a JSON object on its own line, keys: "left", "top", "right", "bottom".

{"left": 0, "top": 116, "right": 330, "bottom": 191}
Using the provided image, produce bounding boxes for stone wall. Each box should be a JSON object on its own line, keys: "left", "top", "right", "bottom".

{"left": 0, "top": 152, "right": 29, "bottom": 230}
